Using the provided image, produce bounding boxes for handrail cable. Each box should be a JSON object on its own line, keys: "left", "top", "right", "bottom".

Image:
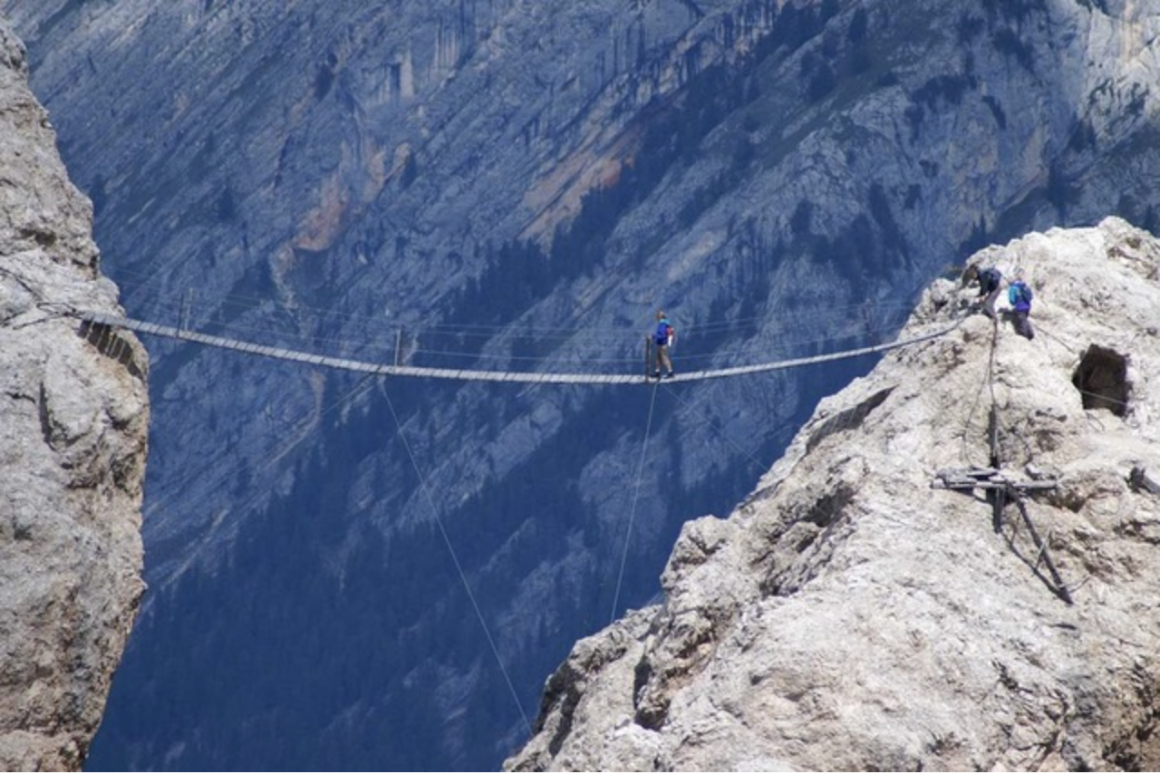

{"left": 76, "top": 310, "right": 965, "bottom": 386}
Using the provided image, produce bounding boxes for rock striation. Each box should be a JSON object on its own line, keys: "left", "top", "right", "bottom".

{"left": 0, "top": 18, "right": 147, "bottom": 772}
{"left": 507, "top": 217, "right": 1160, "bottom": 772}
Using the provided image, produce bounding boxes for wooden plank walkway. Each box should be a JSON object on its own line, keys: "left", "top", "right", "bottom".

{"left": 78, "top": 311, "right": 963, "bottom": 385}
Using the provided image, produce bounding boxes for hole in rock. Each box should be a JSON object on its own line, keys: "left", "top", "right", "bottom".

{"left": 1073, "top": 345, "right": 1129, "bottom": 416}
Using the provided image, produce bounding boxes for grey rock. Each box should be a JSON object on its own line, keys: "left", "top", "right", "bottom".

{"left": 0, "top": 17, "right": 146, "bottom": 772}
{"left": 506, "top": 217, "right": 1160, "bottom": 771}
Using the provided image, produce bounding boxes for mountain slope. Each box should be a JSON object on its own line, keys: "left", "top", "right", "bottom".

{"left": 0, "top": 19, "right": 146, "bottom": 771}
{"left": 4, "top": 0, "right": 1160, "bottom": 769}
{"left": 508, "top": 216, "right": 1160, "bottom": 771}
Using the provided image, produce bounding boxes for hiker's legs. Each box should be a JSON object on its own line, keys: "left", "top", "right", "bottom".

{"left": 657, "top": 345, "right": 672, "bottom": 375}
{"left": 981, "top": 287, "right": 1000, "bottom": 318}
{"left": 1014, "top": 310, "right": 1034, "bottom": 340}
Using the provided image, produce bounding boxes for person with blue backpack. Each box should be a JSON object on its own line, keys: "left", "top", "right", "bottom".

{"left": 1008, "top": 277, "right": 1035, "bottom": 339}
{"left": 652, "top": 310, "right": 676, "bottom": 379}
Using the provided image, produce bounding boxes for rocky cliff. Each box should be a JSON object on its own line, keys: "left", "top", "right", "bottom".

{"left": 5, "top": 0, "right": 1160, "bottom": 769}
{"left": 507, "top": 216, "right": 1160, "bottom": 771}
{"left": 0, "top": 19, "right": 147, "bottom": 772}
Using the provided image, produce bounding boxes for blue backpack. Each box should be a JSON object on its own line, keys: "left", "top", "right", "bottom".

{"left": 1008, "top": 281, "right": 1032, "bottom": 306}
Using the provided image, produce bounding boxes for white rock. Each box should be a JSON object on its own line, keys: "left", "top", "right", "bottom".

{"left": 507, "top": 217, "right": 1160, "bottom": 772}
{"left": 0, "top": 17, "right": 146, "bottom": 772}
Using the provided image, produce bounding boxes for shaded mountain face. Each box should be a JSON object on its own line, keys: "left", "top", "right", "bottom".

{"left": 4, "top": 0, "right": 1160, "bottom": 770}
{"left": 0, "top": 19, "right": 147, "bottom": 770}
{"left": 506, "top": 216, "right": 1160, "bottom": 772}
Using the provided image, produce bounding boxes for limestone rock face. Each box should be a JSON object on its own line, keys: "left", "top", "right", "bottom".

{"left": 0, "top": 18, "right": 147, "bottom": 772}
{"left": 507, "top": 217, "right": 1160, "bottom": 772}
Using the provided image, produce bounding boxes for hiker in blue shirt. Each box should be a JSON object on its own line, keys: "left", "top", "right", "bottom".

{"left": 652, "top": 310, "right": 675, "bottom": 379}
{"left": 1008, "top": 278, "right": 1034, "bottom": 340}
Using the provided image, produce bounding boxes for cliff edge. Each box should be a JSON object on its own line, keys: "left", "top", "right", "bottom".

{"left": 508, "top": 216, "right": 1160, "bottom": 772}
{"left": 0, "top": 18, "right": 147, "bottom": 771}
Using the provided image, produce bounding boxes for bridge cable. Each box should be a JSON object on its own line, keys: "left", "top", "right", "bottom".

{"left": 378, "top": 378, "right": 534, "bottom": 737}
{"left": 609, "top": 381, "right": 661, "bottom": 624}
{"left": 76, "top": 309, "right": 966, "bottom": 385}
{"left": 954, "top": 312, "right": 998, "bottom": 469}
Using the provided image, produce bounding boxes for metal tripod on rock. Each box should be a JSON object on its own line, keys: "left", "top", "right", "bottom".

{"left": 933, "top": 401, "right": 1072, "bottom": 604}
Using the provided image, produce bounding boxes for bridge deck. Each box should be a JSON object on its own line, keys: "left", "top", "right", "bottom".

{"left": 78, "top": 311, "right": 960, "bottom": 385}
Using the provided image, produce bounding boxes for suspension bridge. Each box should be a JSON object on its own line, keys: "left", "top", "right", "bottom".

{"left": 76, "top": 309, "right": 964, "bottom": 384}
{"left": 62, "top": 299, "right": 982, "bottom": 739}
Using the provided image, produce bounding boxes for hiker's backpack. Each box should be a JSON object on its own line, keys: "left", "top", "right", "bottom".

{"left": 979, "top": 267, "right": 1001, "bottom": 292}
{"left": 1008, "top": 281, "right": 1032, "bottom": 306}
